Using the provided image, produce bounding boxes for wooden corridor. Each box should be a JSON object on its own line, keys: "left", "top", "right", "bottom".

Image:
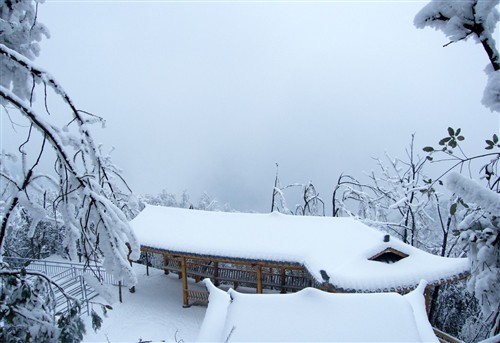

{"left": 141, "top": 247, "right": 316, "bottom": 306}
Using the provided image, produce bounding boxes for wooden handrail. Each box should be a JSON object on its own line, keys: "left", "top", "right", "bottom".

{"left": 164, "top": 256, "right": 312, "bottom": 288}
{"left": 433, "top": 327, "right": 464, "bottom": 343}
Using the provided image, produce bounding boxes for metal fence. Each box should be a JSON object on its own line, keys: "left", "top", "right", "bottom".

{"left": 3, "top": 257, "right": 120, "bottom": 285}
{"left": 2, "top": 256, "right": 120, "bottom": 316}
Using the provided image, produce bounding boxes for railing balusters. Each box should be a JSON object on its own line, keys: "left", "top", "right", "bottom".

{"left": 3, "top": 257, "right": 120, "bottom": 317}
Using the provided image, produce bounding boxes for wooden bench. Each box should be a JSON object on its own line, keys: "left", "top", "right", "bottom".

{"left": 188, "top": 290, "right": 209, "bottom": 305}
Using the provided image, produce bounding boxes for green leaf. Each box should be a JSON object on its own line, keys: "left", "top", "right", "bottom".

{"left": 91, "top": 310, "right": 103, "bottom": 333}
{"left": 486, "top": 145, "right": 494, "bottom": 150}
{"left": 486, "top": 140, "right": 494, "bottom": 146}
{"left": 494, "top": 134, "right": 499, "bottom": 143}
{"left": 456, "top": 128, "right": 461, "bottom": 136}
{"left": 438, "top": 180, "right": 443, "bottom": 185}
{"left": 7, "top": 276, "right": 18, "bottom": 286}
{"left": 450, "top": 203, "right": 457, "bottom": 215}
{"left": 4, "top": 306, "right": 14, "bottom": 323}
{"left": 448, "top": 127, "right": 455, "bottom": 136}
{"left": 459, "top": 198, "right": 469, "bottom": 209}
{"left": 21, "top": 285, "right": 31, "bottom": 299}
{"left": 439, "top": 137, "right": 451, "bottom": 145}
{"left": 423, "top": 146, "right": 434, "bottom": 152}
{"left": 457, "top": 135, "right": 464, "bottom": 141}
{"left": 449, "top": 140, "right": 457, "bottom": 148}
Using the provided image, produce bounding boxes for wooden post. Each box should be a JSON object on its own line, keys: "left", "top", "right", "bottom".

{"left": 163, "top": 254, "right": 169, "bottom": 275}
{"left": 118, "top": 281, "right": 123, "bottom": 303}
{"left": 181, "top": 257, "right": 189, "bottom": 307}
{"left": 126, "top": 242, "right": 133, "bottom": 267}
{"left": 256, "top": 265, "right": 263, "bottom": 294}
{"left": 214, "top": 261, "right": 220, "bottom": 287}
{"left": 425, "top": 286, "right": 431, "bottom": 316}
{"left": 280, "top": 268, "right": 286, "bottom": 294}
{"left": 145, "top": 251, "right": 149, "bottom": 276}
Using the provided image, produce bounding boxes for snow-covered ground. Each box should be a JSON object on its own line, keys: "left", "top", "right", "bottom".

{"left": 82, "top": 263, "right": 206, "bottom": 343}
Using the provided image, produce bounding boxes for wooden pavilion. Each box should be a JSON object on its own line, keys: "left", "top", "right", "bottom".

{"left": 131, "top": 205, "right": 469, "bottom": 308}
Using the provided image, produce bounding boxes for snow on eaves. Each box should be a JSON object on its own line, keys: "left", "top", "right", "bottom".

{"left": 131, "top": 205, "right": 469, "bottom": 292}
{"left": 197, "top": 279, "right": 438, "bottom": 342}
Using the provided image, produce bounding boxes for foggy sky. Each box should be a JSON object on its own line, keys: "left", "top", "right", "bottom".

{"left": 31, "top": 0, "right": 500, "bottom": 213}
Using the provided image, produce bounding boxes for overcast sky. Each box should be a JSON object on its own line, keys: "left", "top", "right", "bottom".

{"left": 32, "top": 0, "right": 499, "bottom": 213}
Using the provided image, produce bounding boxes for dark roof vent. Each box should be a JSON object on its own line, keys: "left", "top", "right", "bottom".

{"left": 320, "top": 270, "right": 330, "bottom": 282}
{"left": 384, "top": 234, "right": 390, "bottom": 242}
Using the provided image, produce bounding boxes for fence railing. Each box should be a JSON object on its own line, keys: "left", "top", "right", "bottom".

{"left": 3, "top": 256, "right": 121, "bottom": 285}
{"left": 2, "top": 256, "right": 119, "bottom": 316}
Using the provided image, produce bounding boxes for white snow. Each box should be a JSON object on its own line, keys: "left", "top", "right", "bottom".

{"left": 482, "top": 68, "right": 500, "bottom": 112}
{"left": 131, "top": 205, "right": 469, "bottom": 292}
{"left": 414, "top": 0, "right": 500, "bottom": 43}
{"left": 82, "top": 263, "right": 206, "bottom": 343}
{"left": 196, "top": 279, "right": 231, "bottom": 342}
{"left": 447, "top": 172, "right": 500, "bottom": 214}
{"left": 414, "top": 0, "right": 500, "bottom": 112}
{"left": 197, "top": 279, "right": 437, "bottom": 342}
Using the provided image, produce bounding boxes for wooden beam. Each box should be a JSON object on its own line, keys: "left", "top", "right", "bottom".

{"left": 256, "top": 265, "right": 263, "bottom": 294}
{"left": 433, "top": 328, "right": 464, "bottom": 343}
{"left": 181, "top": 256, "right": 189, "bottom": 307}
{"left": 140, "top": 246, "right": 305, "bottom": 270}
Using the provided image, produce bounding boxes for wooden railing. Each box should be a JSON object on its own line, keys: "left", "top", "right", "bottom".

{"left": 188, "top": 290, "right": 209, "bottom": 305}
{"left": 433, "top": 328, "right": 464, "bottom": 343}
{"left": 167, "top": 257, "right": 312, "bottom": 291}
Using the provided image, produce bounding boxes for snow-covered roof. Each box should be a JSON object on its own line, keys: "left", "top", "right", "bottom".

{"left": 131, "top": 205, "right": 469, "bottom": 292}
{"left": 197, "top": 279, "right": 438, "bottom": 342}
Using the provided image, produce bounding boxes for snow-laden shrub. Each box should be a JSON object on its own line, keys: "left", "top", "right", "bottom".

{"left": 448, "top": 172, "right": 500, "bottom": 336}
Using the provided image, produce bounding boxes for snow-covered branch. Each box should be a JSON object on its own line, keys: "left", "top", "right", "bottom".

{"left": 447, "top": 172, "right": 500, "bottom": 214}
{"left": 415, "top": 0, "right": 500, "bottom": 112}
